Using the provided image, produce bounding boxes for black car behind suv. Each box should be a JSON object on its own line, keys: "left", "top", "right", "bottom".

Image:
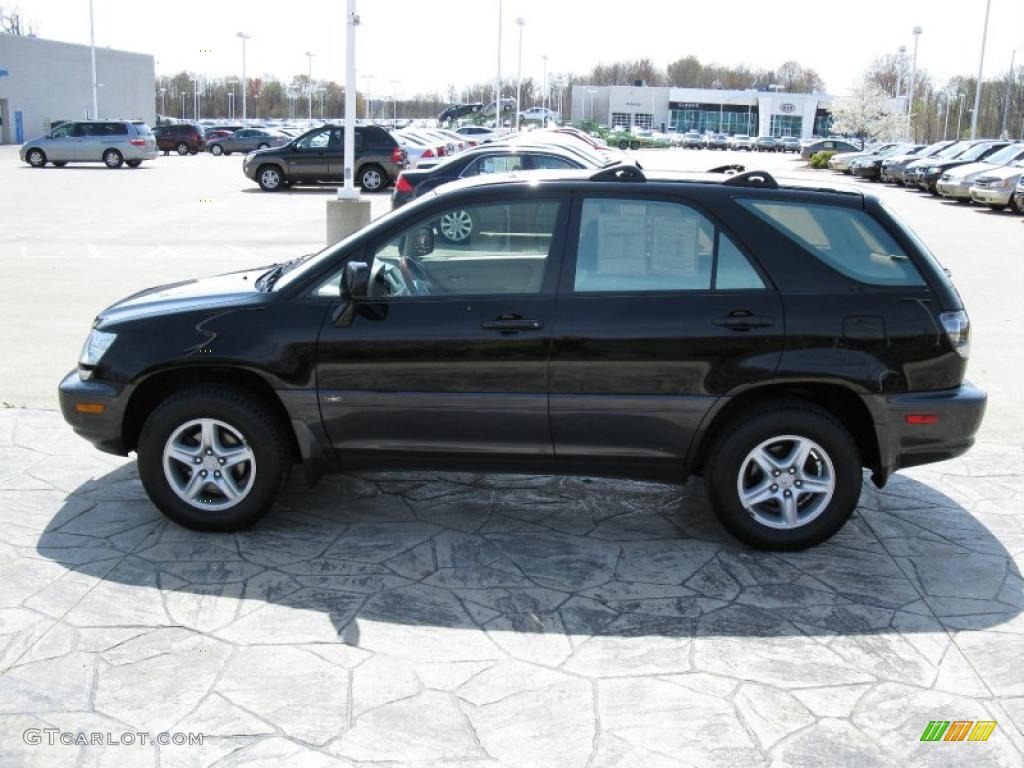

{"left": 59, "top": 165, "right": 984, "bottom": 550}
{"left": 243, "top": 124, "right": 406, "bottom": 192}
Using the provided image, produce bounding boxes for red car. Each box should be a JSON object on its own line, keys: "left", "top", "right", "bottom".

{"left": 153, "top": 124, "right": 205, "bottom": 155}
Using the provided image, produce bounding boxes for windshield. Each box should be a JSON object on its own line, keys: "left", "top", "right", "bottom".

{"left": 982, "top": 144, "right": 1024, "bottom": 165}
{"left": 958, "top": 143, "right": 998, "bottom": 162}
{"left": 937, "top": 142, "right": 969, "bottom": 159}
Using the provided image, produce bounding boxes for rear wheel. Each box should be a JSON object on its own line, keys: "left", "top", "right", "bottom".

{"left": 705, "top": 404, "right": 862, "bottom": 550}
{"left": 103, "top": 149, "right": 124, "bottom": 168}
{"left": 358, "top": 164, "right": 387, "bottom": 192}
{"left": 437, "top": 209, "right": 475, "bottom": 243}
{"left": 257, "top": 164, "right": 285, "bottom": 191}
{"left": 137, "top": 386, "right": 290, "bottom": 531}
{"left": 257, "top": 142, "right": 270, "bottom": 150}
{"left": 26, "top": 148, "right": 46, "bottom": 167}
{"left": 176, "top": 142, "right": 190, "bottom": 155}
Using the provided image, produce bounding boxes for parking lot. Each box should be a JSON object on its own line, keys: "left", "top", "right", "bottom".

{"left": 2, "top": 146, "right": 1024, "bottom": 765}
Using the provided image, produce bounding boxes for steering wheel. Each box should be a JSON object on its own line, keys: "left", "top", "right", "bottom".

{"left": 399, "top": 256, "right": 440, "bottom": 296}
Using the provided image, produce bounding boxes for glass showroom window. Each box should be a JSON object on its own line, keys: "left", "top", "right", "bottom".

{"left": 633, "top": 113, "right": 654, "bottom": 129}
{"left": 670, "top": 109, "right": 700, "bottom": 132}
{"left": 814, "top": 113, "right": 833, "bottom": 136}
{"left": 611, "top": 112, "right": 631, "bottom": 129}
{"left": 770, "top": 114, "right": 803, "bottom": 137}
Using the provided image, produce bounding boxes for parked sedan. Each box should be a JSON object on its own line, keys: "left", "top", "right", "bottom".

{"left": 208, "top": 128, "right": 290, "bottom": 156}
{"left": 970, "top": 160, "right": 1024, "bottom": 211}
{"left": 883, "top": 140, "right": 958, "bottom": 184}
{"left": 778, "top": 136, "right": 801, "bottom": 153}
{"left": 729, "top": 134, "right": 754, "bottom": 151}
{"left": 438, "top": 103, "right": 483, "bottom": 122}
{"left": 705, "top": 133, "right": 728, "bottom": 150}
{"left": 755, "top": 136, "right": 778, "bottom": 152}
{"left": 850, "top": 144, "right": 923, "bottom": 181}
{"left": 681, "top": 131, "right": 703, "bottom": 148}
{"left": 392, "top": 143, "right": 607, "bottom": 210}
{"left": 937, "top": 143, "right": 1024, "bottom": 201}
{"left": 828, "top": 143, "right": 898, "bottom": 173}
{"left": 800, "top": 138, "right": 860, "bottom": 161}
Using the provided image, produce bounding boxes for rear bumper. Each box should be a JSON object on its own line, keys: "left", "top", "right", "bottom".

{"left": 863, "top": 383, "right": 987, "bottom": 485}
{"left": 58, "top": 370, "right": 132, "bottom": 456}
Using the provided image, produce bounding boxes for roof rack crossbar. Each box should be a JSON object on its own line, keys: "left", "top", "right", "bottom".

{"left": 721, "top": 170, "right": 779, "bottom": 189}
{"left": 590, "top": 164, "right": 646, "bottom": 183}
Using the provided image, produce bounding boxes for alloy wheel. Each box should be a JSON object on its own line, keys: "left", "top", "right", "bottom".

{"left": 439, "top": 210, "right": 473, "bottom": 242}
{"left": 361, "top": 168, "right": 383, "bottom": 190}
{"left": 162, "top": 418, "right": 256, "bottom": 511}
{"left": 736, "top": 434, "right": 835, "bottom": 530}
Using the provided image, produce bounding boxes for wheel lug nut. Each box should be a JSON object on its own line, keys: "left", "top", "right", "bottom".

{"left": 784, "top": 490, "right": 792, "bottom": 497}
{"left": 206, "top": 450, "right": 212, "bottom": 456}
{"left": 795, "top": 480, "right": 802, "bottom": 487}
{"left": 788, "top": 467, "right": 796, "bottom": 474}
{"left": 218, "top": 458, "right": 225, "bottom": 465}
{"left": 214, "top": 471, "right": 221, "bottom": 478}
{"left": 194, "top": 457, "right": 202, "bottom": 464}
{"left": 200, "top": 470, "right": 207, "bottom": 477}
{"left": 772, "top": 470, "right": 781, "bottom": 477}
{"left": 770, "top": 484, "right": 778, "bottom": 492}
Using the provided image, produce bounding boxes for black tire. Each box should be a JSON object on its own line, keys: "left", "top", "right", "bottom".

{"left": 224, "top": 151, "right": 232, "bottom": 156}
{"left": 358, "top": 163, "right": 388, "bottom": 192}
{"left": 987, "top": 204, "right": 1006, "bottom": 211}
{"left": 26, "top": 148, "right": 47, "bottom": 167}
{"left": 629, "top": 141, "right": 641, "bottom": 150}
{"left": 52, "top": 161, "right": 67, "bottom": 167}
{"left": 704, "top": 403, "right": 862, "bottom": 551}
{"left": 137, "top": 386, "right": 290, "bottom": 531}
{"left": 256, "top": 164, "right": 285, "bottom": 192}
{"left": 257, "top": 142, "right": 270, "bottom": 150}
{"left": 176, "top": 142, "right": 190, "bottom": 155}
{"left": 618, "top": 140, "right": 629, "bottom": 150}
{"left": 126, "top": 159, "right": 142, "bottom": 168}
{"left": 103, "top": 149, "right": 124, "bottom": 168}
{"left": 210, "top": 144, "right": 223, "bottom": 156}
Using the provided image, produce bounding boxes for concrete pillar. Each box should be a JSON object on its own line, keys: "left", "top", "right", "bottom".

{"left": 325, "top": 198, "right": 372, "bottom": 246}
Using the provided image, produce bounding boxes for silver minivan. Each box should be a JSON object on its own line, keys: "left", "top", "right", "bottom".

{"left": 20, "top": 120, "right": 158, "bottom": 168}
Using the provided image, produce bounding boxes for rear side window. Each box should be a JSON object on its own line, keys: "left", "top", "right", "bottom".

{"left": 573, "top": 199, "right": 764, "bottom": 293}
{"left": 738, "top": 199, "right": 925, "bottom": 286}
{"left": 132, "top": 122, "right": 153, "bottom": 135}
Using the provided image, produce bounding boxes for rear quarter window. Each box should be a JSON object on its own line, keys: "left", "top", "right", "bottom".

{"left": 737, "top": 199, "right": 925, "bottom": 286}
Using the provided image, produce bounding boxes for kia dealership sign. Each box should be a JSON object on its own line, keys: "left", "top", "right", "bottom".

{"left": 779, "top": 103, "right": 796, "bottom": 113}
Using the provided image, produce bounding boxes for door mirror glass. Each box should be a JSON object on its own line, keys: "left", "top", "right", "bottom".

{"left": 406, "top": 226, "right": 434, "bottom": 258}
{"left": 341, "top": 261, "right": 370, "bottom": 299}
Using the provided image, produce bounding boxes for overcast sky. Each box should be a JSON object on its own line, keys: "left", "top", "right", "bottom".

{"left": 12, "top": 0, "right": 1024, "bottom": 98}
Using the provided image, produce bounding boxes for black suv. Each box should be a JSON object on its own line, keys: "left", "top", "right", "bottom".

{"left": 242, "top": 124, "right": 406, "bottom": 192}
{"left": 58, "top": 166, "right": 985, "bottom": 550}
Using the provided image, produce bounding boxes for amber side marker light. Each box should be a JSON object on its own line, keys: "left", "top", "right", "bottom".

{"left": 75, "top": 403, "right": 106, "bottom": 414}
{"left": 905, "top": 414, "right": 938, "bottom": 425}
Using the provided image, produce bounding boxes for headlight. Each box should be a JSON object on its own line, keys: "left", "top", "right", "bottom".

{"left": 79, "top": 330, "right": 117, "bottom": 368}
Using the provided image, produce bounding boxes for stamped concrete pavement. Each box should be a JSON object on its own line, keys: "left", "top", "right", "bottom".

{"left": 0, "top": 408, "right": 1022, "bottom": 767}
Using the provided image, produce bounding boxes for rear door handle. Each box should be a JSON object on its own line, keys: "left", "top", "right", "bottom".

{"left": 713, "top": 312, "right": 775, "bottom": 330}
{"left": 482, "top": 319, "right": 544, "bottom": 331}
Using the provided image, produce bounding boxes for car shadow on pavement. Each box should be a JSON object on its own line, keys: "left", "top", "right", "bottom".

{"left": 35, "top": 458, "right": 1023, "bottom": 654}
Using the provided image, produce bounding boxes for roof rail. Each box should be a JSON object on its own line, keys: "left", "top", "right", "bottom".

{"left": 721, "top": 170, "right": 779, "bottom": 189}
{"left": 590, "top": 164, "right": 646, "bottom": 183}
{"left": 707, "top": 163, "right": 745, "bottom": 174}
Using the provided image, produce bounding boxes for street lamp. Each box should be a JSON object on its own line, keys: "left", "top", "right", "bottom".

{"left": 89, "top": 0, "right": 98, "bottom": 118}
{"left": 159, "top": 87, "right": 166, "bottom": 115}
{"left": 304, "top": 51, "right": 315, "bottom": 120}
{"left": 587, "top": 88, "right": 596, "bottom": 124}
{"left": 340, "top": 0, "right": 360, "bottom": 200}
{"left": 495, "top": 0, "right": 503, "bottom": 126}
{"left": 237, "top": 32, "right": 250, "bottom": 125}
{"left": 389, "top": 79, "right": 399, "bottom": 122}
{"left": 541, "top": 54, "right": 548, "bottom": 115}
{"left": 1002, "top": 45, "right": 1024, "bottom": 138}
{"left": 908, "top": 27, "right": 922, "bottom": 140}
{"left": 514, "top": 18, "right": 525, "bottom": 132}
{"left": 971, "top": 0, "right": 991, "bottom": 140}
{"left": 895, "top": 45, "right": 907, "bottom": 105}
{"left": 361, "top": 74, "right": 375, "bottom": 121}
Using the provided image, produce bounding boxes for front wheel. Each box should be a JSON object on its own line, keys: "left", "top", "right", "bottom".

{"left": 210, "top": 144, "right": 224, "bottom": 156}
{"left": 26, "top": 148, "right": 47, "bottom": 167}
{"left": 257, "top": 142, "right": 270, "bottom": 150}
{"left": 257, "top": 164, "right": 285, "bottom": 191}
{"left": 126, "top": 159, "right": 142, "bottom": 168}
{"left": 704, "top": 404, "right": 862, "bottom": 550}
{"left": 137, "top": 386, "right": 290, "bottom": 531}
{"left": 103, "top": 149, "right": 124, "bottom": 168}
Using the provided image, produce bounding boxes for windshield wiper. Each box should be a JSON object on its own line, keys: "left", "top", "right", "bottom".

{"left": 256, "top": 253, "right": 315, "bottom": 291}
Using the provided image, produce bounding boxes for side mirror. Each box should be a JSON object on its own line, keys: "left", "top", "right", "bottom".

{"left": 340, "top": 261, "right": 370, "bottom": 300}
{"left": 412, "top": 226, "right": 434, "bottom": 257}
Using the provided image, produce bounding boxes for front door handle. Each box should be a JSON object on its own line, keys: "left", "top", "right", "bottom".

{"left": 713, "top": 311, "right": 775, "bottom": 330}
{"left": 482, "top": 314, "right": 544, "bottom": 332}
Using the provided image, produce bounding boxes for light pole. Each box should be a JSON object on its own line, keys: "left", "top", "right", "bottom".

{"left": 956, "top": 92, "right": 966, "bottom": 137}
{"left": 1002, "top": 45, "right": 1024, "bottom": 138}
{"left": 389, "top": 79, "right": 399, "bottom": 121}
{"left": 305, "top": 51, "right": 315, "bottom": 120}
{"left": 588, "top": 88, "right": 596, "bottom": 124}
{"left": 88, "top": 0, "right": 98, "bottom": 118}
{"left": 227, "top": 91, "right": 234, "bottom": 120}
{"left": 971, "top": 0, "right": 991, "bottom": 140}
{"left": 908, "top": 27, "right": 922, "bottom": 140}
{"left": 942, "top": 94, "right": 950, "bottom": 139}
{"left": 180, "top": 92, "right": 186, "bottom": 119}
{"left": 895, "top": 45, "right": 907, "bottom": 106}
{"left": 237, "top": 32, "right": 250, "bottom": 125}
{"left": 340, "top": 0, "right": 360, "bottom": 201}
{"left": 159, "top": 87, "right": 166, "bottom": 115}
{"left": 191, "top": 78, "right": 199, "bottom": 121}
{"left": 361, "top": 74, "right": 375, "bottom": 121}
{"left": 514, "top": 17, "right": 525, "bottom": 131}
{"left": 495, "top": 0, "right": 503, "bottom": 125}
{"left": 541, "top": 54, "right": 548, "bottom": 115}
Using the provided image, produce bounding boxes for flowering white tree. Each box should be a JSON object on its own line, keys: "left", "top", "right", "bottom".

{"left": 830, "top": 82, "right": 908, "bottom": 145}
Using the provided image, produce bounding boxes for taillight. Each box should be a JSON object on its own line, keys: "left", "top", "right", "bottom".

{"left": 395, "top": 174, "right": 413, "bottom": 194}
{"left": 391, "top": 146, "right": 403, "bottom": 163}
{"left": 421, "top": 148, "right": 435, "bottom": 158}
{"left": 437, "top": 146, "right": 446, "bottom": 157}
{"left": 129, "top": 138, "right": 146, "bottom": 146}
{"left": 940, "top": 310, "right": 971, "bottom": 359}
{"left": 468, "top": 140, "right": 478, "bottom": 147}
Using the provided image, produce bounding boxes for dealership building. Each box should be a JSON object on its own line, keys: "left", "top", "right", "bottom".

{"left": 0, "top": 34, "right": 155, "bottom": 145}
{"left": 570, "top": 84, "right": 834, "bottom": 138}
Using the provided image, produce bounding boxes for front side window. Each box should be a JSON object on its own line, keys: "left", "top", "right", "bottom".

{"left": 462, "top": 155, "right": 529, "bottom": 177}
{"left": 296, "top": 128, "right": 331, "bottom": 150}
{"left": 317, "top": 199, "right": 562, "bottom": 298}
{"left": 738, "top": 199, "right": 925, "bottom": 286}
{"left": 573, "top": 199, "right": 719, "bottom": 292}
{"left": 534, "top": 155, "right": 578, "bottom": 170}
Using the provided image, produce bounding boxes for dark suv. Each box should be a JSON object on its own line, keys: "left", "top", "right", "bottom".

{"left": 58, "top": 165, "right": 985, "bottom": 550}
{"left": 153, "top": 124, "right": 205, "bottom": 155}
{"left": 242, "top": 124, "right": 406, "bottom": 192}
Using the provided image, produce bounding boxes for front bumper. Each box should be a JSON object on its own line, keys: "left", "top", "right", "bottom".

{"left": 58, "top": 371, "right": 132, "bottom": 456}
{"left": 936, "top": 179, "right": 971, "bottom": 199}
{"left": 864, "top": 383, "right": 987, "bottom": 486}
{"left": 851, "top": 164, "right": 881, "bottom": 179}
{"left": 970, "top": 186, "right": 1014, "bottom": 206}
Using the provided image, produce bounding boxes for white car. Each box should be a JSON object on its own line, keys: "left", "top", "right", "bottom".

{"left": 519, "top": 107, "right": 557, "bottom": 124}
{"left": 729, "top": 134, "right": 754, "bottom": 151}
{"left": 456, "top": 125, "right": 503, "bottom": 144}
{"left": 969, "top": 160, "right": 1024, "bottom": 211}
